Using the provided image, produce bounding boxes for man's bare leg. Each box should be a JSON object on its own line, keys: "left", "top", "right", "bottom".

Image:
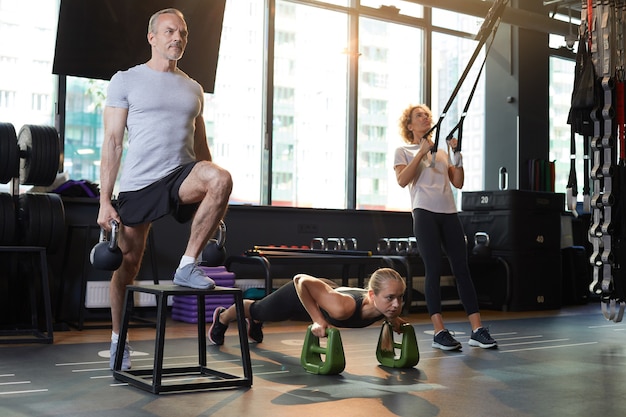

{"left": 173, "top": 161, "right": 232, "bottom": 288}
{"left": 109, "top": 223, "right": 150, "bottom": 369}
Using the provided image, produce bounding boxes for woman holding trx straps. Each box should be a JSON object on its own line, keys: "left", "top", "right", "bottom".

{"left": 394, "top": 103, "right": 497, "bottom": 351}
{"left": 208, "top": 268, "right": 408, "bottom": 346}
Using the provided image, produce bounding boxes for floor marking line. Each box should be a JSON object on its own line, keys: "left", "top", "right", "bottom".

{"left": 497, "top": 338, "right": 569, "bottom": 347}
{"left": 0, "top": 389, "right": 48, "bottom": 395}
{"left": 72, "top": 368, "right": 113, "bottom": 373}
{"left": 253, "top": 370, "right": 290, "bottom": 376}
{"left": 58, "top": 354, "right": 228, "bottom": 367}
{"left": 419, "top": 353, "right": 467, "bottom": 359}
{"left": 57, "top": 361, "right": 111, "bottom": 367}
{"left": 0, "top": 381, "right": 30, "bottom": 386}
{"left": 493, "top": 335, "right": 544, "bottom": 342}
{"left": 500, "top": 341, "right": 598, "bottom": 353}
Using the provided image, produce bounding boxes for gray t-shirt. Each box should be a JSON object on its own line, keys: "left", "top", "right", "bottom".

{"left": 105, "top": 64, "right": 204, "bottom": 192}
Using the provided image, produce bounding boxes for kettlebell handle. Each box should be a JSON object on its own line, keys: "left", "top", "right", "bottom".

{"left": 215, "top": 220, "right": 226, "bottom": 249}
{"left": 98, "top": 220, "right": 120, "bottom": 251}
{"left": 109, "top": 220, "right": 119, "bottom": 251}
{"left": 474, "top": 231, "right": 490, "bottom": 247}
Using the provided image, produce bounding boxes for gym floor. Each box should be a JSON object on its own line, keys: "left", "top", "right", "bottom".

{"left": 1, "top": 301, "right": 624, "bottom": 417}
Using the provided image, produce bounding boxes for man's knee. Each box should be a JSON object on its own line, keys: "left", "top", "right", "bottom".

{"left": 117, "top": 249, "right": 144, "bottom": 279}
{"left": 179, "top": 162, "right": 232, "bottom": 205}
{"left": 212, "top": 164, "right": 233, "bottom": 195}
{"left": 196, "top": 162, "right": 232, "bottom": 191}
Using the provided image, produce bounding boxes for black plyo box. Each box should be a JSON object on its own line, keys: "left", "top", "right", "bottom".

{"left": 461, "top": 190, "right": 564, "bottom": 212}
{"left": 458, "top": 210, "right": 562, "bottom": 252}
{"left": 493, "top": 249, "right": 562, "bottom": 311}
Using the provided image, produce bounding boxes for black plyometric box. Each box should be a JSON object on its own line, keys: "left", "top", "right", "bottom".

{"left": 472, "top": 250, "right": 562, "bottom": 311}
{"left": 461, "top": 190, "right": 564, "bottom": 212}
{"left": 459, "top": 210, "right": 562, "bottom": 252}
{"left": 460, "top": 190, "right": 564, "bottom": 311}
{"left": 468, "top": 256, "right": 511, "bottom": 311}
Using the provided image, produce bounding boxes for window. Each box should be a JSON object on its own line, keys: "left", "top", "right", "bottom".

{"left": 356, "top": 17, "right": 424, "bottom": 211}
{"left": 0, "top": 1, "right": 57, "bottom": 130}
{"left": 432, "top": 8, "right": 482, "bottom": 35}
{"left": 549, "top": 56, "right": 578, "bottom": 201}
{"left": 63, "top": 77, "right": 107, "bottom": 184}
{"left": 271, "top": 1, "right": 349, "bottom": 208}
{"left": 199, "top": 0, "right": 265, "bottom": 205}
{"left": 1, "top": 0, "right": 493, "bottom": 211}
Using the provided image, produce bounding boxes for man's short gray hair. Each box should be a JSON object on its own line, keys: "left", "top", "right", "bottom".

{"left": 148, "top": 8, "right": 185, "bottom": 34}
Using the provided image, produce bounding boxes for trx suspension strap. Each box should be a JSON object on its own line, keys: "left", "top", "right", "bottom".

{"left": 567, "top": 125, "right": 579, "bottom": 215}
{"left": 445, "top": 23, "right": 499, "bottom": 158}
{"left": 424, "top": 0, "right": 509, "bottom": 165}
{"left": 567, "top": 26, "right": 592, "bottom": 215}
{"left": 584, "top": 133, "right": 592, "bottom": 213}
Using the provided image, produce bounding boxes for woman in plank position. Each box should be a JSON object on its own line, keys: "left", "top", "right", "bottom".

{"left": 208, "top": 267, "right": 407, "bottom": 345}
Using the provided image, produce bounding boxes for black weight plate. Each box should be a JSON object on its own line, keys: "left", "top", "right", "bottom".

{"left": 48, "top": 193, "right": 65, "bottom": 254}
{"left": 40, "top": 126, "right": 61, "bottom": 186}
{"left": 18, "top": 125, "right": 36, "bottom": 185}
{"left": 0, "top": 192, "right": 16, "bottom": 245}
{"left": 18, "top": 125, "right": 61, "bottom": 186}
{"left": 35, "top": 126, "right": 55, "bottom": 186}
{"left": 30, "top": 126, "right": 50, "bottom": 186}
{"left": 36, "top": 192, "right": 50, "bottom": 248}
{"left": 0, "top": 123, "right": 19, "bottom": 183}
{"left": 34, "top": 126, "right": 51, "bottom": 186}
{"left": 18, "top": 193, "right": 41, "bottom": 246}
{"left": 28, "top": 126, "right": 45, "bottom": 186}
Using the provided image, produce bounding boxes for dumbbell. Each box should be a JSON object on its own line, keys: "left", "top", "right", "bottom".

{"left": 90, "top": 220, "right": 122, "bottom": 271}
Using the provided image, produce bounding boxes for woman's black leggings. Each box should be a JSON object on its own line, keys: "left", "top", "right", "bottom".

{"left": 413, "top": 208, "right": 479, "bottom": 317}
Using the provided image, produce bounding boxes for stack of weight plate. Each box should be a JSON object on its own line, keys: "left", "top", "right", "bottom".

{"left": 0, "top": 122, "right": 65, "bottom": 252}
{"left": 171, "top": 266, "right": 236, "bottom": 323}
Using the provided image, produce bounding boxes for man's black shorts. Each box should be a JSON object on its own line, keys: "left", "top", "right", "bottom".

{"left": 116, "top": 162, "right": 199, "bottom": 226}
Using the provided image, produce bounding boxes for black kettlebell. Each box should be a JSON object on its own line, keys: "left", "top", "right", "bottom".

{"left": 90, "top": 220, "right": 123, "bottom": 271}
{"left": 472, "top": 231, "right": 492, "bottom": 258}
{"left": 200, "top": 220, "right": 227, "bottom": 266}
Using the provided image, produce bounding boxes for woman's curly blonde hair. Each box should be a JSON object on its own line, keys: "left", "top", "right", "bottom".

{"left": 398, "top": 104, "right": 433, "bottom": 144}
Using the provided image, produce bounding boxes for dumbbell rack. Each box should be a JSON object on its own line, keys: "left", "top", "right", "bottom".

{"left": 0, "top": 122, "right": 63, "bottom": 344}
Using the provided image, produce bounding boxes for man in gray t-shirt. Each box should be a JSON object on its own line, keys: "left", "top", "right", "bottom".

{"left": 97, "top": 8, "right": 233, "bottom": 371}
